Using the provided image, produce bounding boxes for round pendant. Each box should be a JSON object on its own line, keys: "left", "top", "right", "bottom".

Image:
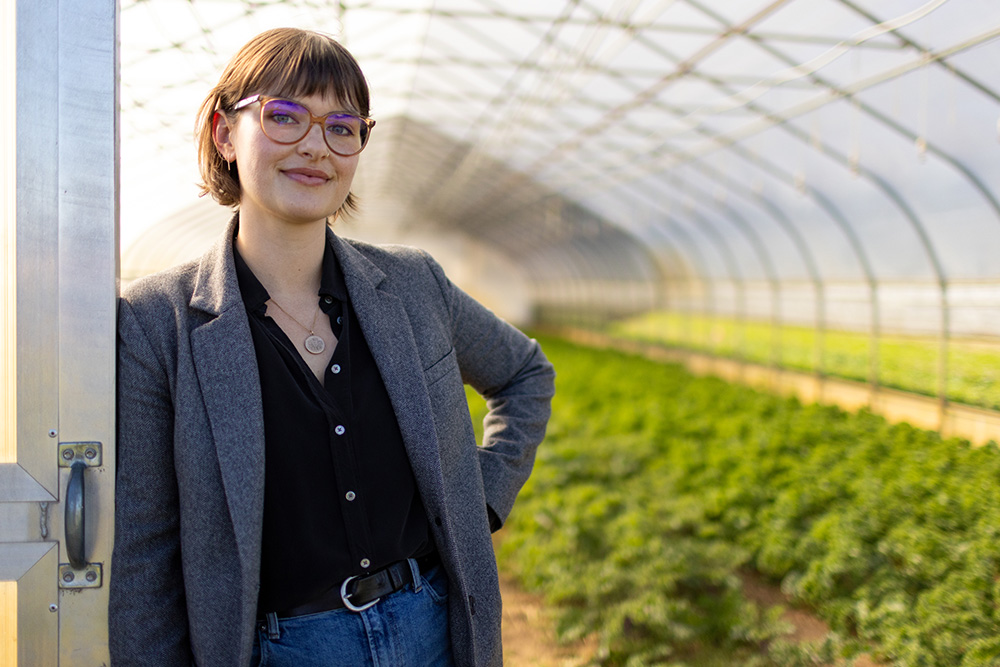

{"left": 304, "top": 334, "right": 326, "bottom": 355}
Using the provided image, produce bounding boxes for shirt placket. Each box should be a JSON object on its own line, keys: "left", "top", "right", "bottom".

{"left": 319, "top": 296, "right": 378, "bottom": 573}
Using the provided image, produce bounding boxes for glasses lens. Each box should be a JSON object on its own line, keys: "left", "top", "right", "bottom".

{"left": 259, "top": 99, "right": 369, "bottom": 155}
{"left": 260, "top": 99, "right": 310, "bottom": 143}
{"left": 324, "top": 114, "right": 367, "bottom": 155}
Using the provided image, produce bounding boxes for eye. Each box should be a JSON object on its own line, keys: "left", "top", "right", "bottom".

{"left": 269, "top": 111, "right": 297, "bottom": 125}
{"left": 325, "top": 116, "right": 360, "bottom": 137}
{"left": 262, "top": 100, "right": 307, "bottom": 126}
{"left": 274, "top": 112, "right": 297, "bottom": 124}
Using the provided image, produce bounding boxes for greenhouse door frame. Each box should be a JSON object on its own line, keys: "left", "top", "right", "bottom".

{"left": 1, "top": 0, "right": 118, "bottom": 664}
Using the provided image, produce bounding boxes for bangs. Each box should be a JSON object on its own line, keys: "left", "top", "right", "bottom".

{"left": 236, "top": 30, "right": 370, "bottom": 116}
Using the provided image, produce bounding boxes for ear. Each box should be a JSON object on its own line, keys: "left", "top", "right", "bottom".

{"left": 212, "top": 111, "right": 236, "bottom": 162}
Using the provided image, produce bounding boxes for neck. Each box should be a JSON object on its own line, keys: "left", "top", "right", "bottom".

{"left": 234, "top": 211, "right": 328, "bottom": 298}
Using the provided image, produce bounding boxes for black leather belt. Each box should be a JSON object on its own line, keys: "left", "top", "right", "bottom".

{"left": 271, "top": 552, "right": 440, "bottom": 618}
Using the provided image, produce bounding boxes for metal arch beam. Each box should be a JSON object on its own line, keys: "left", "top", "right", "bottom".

{"left": 392, "top": 0, "right": 436, "bottom": 121}
{"left": 464, "top": 167, "right": 720, "bottom": 302}
{"left": 684, "top": 159, "right": 825, "bottom": 292}
{"left": 672, "top": 205, "right": 750, "bottom": 359}
{"left": 802, "top": 183, "right": 882, "bottom": 387}
{"left": 517, "top": 215, "right": 660, "bottom": 326}
{"left": 623, "top": 204, "right": 717, "bottom": 309}
{"left": 680, "top": 0, "right": 998, "bottom": 254}
{"left": 735, "top": 11, "right": 1000, "bottom": 226}
{"left": 644, "top": 25, "right": 1000, "bottom": 164}
{"left": 524, "top": 0, "right": 796, "bottom": 165}
{"left": 643, "top": 220, "right": 711, "bottom": 317}
{"left": 341, "top": 0, "right": 908, "bottom": 50}
{"left": 485, "top": 188, "right": 701, "bottom": 305}
{"left": 597, "top": 175, "right": 753, "bottom": 352}
{"left": 363, "top": 54, "right": 838, "bottom": 87}
{"left": 483, "top": 102, "right": 862, "bottom": 332}
{"left": 701, "top": 140, "right": 884, "bottom": 386}
{"left": 419, "top": 0, "right": 587, "bottom": 212}
{"left": 510, "top": 4, "right": 1000, "bottom": 247}
{"left": 750, "top": 189, "right": 827, "bottom": 372}
{"left": 709, "top": 87, "right": 954, "bottom": 382}
{"left": 717, "top": 88, "right": 953, "bottom": 397}
{"left": 844, "top": 96, "right": 1000, "bottom": 224}
{"left": 662, "top": 175, "right": 780, "bottom": 283}
{"left": 546, "top": 116, "right": 886, "bottom": 381}
{"left": 680, "top": 158, "right": 829, "bottom": 369}
{"left": 419, "top": 0, "right": 871, "bottom": 303}
{"left": 533, "top": 179, "right": 724, "bottom": 323}
{"left": 718, "top": 142, "right": 881, "bottom": 302}
{"left": 432, "top": 0, "right": 793, "bottom": 222}
{"left": 837, "top": 0, "right": 1000, "bottom": 105}
{"left": 678, "top": 157, "right": 831, "bottom": 371}
{"left": 525, "top": 0, "right": 950, "bottom": 394}
{"left": 662, "top": 175, "right": 787, "bottom": 366}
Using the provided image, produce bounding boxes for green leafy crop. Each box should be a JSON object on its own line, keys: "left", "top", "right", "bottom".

{"left": 481, "top": 336, "right": 1000, "bottom": 666}
{"left": 607, "top": 311, "right": 1000, "bottom": 410}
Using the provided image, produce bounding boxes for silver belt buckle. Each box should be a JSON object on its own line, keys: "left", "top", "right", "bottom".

{"left": 340, "top": 575, "right": 380, "bottom": 612}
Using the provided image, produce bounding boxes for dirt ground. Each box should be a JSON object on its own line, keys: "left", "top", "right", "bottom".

{"left": 500, "top": 572, "right": 598, "bottom": 667}
{"left": 500, "top": 570, "right": 879, "bottom": 667}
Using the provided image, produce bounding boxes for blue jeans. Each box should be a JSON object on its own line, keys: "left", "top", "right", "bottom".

{"left": 251, "top": 560, "right": 454, "bottom": 667}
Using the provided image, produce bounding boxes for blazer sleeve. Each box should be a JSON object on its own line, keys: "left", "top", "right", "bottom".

{"left": 423, "top": 253, "right": 556, "bottom": 528}
{"left": 109, "top": 297, "right": 194, "bottom": 666}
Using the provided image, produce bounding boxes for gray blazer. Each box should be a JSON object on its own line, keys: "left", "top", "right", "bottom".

{"left": 109, "top": 218, "right": 555, "bottom": 666}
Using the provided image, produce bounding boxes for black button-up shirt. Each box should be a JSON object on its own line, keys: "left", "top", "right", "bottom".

{"left": 234, "top": 238, "right": 432, "bottom": 615}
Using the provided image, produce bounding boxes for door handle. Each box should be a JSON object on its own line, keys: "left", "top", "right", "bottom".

{"left": 65, "top": 460, "right": 87, "bottom": 569}
{"left": 58, "top": 442, "right": 103, "bottom": 587}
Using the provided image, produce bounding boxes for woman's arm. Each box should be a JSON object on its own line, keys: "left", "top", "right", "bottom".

{"left": 109, "top": 297, "right": 193, "bottom": 666}
{"left": 424, "top": 254, "right": 556, "bottom": 528}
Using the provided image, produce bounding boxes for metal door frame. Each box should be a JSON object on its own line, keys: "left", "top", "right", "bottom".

{"left": 2, "top": 0, "right": 118, "bottom": 664}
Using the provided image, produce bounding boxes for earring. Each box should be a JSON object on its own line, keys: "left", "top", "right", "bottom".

{"left": 225, "top": 159, "right": 232, "bottom": 173}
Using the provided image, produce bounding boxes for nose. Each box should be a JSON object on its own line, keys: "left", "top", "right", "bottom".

{"left": 297, "top": 121, "right": 330, "bottom": 157}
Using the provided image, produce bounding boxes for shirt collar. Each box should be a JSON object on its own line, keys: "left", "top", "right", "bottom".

{"left": 319, "top": 235, "right": 348, "bottom": 304}
{"left": 233, "top": 241, "right": 270, "bottom": 316}
{"left": 233, "top": 230, "right": 349, "bottom": 316}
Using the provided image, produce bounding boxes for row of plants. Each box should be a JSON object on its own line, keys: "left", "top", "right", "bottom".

{"left": 606, "top": 311, "right": 1000, "bottom": 410}
{"left": 476, "top": 336, "right": 1000, "bottom": 666}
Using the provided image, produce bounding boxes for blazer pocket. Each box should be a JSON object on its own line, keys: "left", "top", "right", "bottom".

{"left": 423, "top": 347, "right": 457, "bottom": 387}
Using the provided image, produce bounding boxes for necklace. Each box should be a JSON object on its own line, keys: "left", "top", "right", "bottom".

{"left": 267, "top": 297, "right": 326, "bottom": 355}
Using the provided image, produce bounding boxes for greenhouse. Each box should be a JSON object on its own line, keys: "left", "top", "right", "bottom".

{"left": 4, "top": 0, "right": 1000, "bottom": 664}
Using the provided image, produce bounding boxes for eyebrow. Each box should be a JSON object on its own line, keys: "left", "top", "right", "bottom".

{"left": 271, "top": 95, "right": 362, "bottom": 118}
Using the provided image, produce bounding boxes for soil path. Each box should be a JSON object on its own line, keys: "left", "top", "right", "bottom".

{"left": 500, "top": 573, "right": 598, "bottom": 667}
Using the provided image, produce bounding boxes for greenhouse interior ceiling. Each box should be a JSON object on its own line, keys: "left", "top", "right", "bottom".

{"left": 122, "top": 0, "right": 1000, "bottom": 342}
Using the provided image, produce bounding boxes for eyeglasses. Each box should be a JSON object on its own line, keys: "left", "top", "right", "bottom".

{"left": 232, "top": 95, "right": 375, "bottom": 157}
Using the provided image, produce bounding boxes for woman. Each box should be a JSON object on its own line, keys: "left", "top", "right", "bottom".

{"left": 110, "top": 28, "right": 555, "bottom": 667}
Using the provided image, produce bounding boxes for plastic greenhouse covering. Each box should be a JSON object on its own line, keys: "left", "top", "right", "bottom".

{"left": 120, "top": 0, "right": 1000, "bottom": 415}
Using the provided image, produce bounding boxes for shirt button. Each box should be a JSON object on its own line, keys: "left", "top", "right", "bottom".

{"left": 337, "top": 316, "right": 342, "bottom": 324}
{"left": 323, "top": 296, "right": 333, "bottom": 304}
{"left": 360, "top": 558, "right": 371, "bottom": 569}
{"left": 345, "top": 491, "right": 356, "bottom": 501}
{"left": 331, "top": 364, "right": 341, "bottom": 374}
{"left": 335, "top": 425, "right": 346, "bottom": 435}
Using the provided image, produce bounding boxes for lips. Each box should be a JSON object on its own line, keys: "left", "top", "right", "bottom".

{"left": 283, "top": 167, "right": 331, "bottom": 185}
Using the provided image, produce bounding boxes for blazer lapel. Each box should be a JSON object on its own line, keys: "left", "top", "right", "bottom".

{"left": 331, "top": 233, "right": 448, "bottom": 511}
{"left": 189, "top": 218, "right": 266, "bottom": 573}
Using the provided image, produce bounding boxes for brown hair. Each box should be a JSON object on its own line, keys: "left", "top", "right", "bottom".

{"left": 195, "top": 28, "right": 371, "bottom": 215}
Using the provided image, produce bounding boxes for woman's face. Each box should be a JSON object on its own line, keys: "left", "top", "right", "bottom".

{"left": 214, "top": 90, "right": 361, "bottom": 228}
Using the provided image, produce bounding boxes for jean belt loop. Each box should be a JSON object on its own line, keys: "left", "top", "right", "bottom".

{"left": 266, "top": 612, "right": 280, "bottom": 640}
{"left": 407, "top": 557, "right": 423, "bottom": 594}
